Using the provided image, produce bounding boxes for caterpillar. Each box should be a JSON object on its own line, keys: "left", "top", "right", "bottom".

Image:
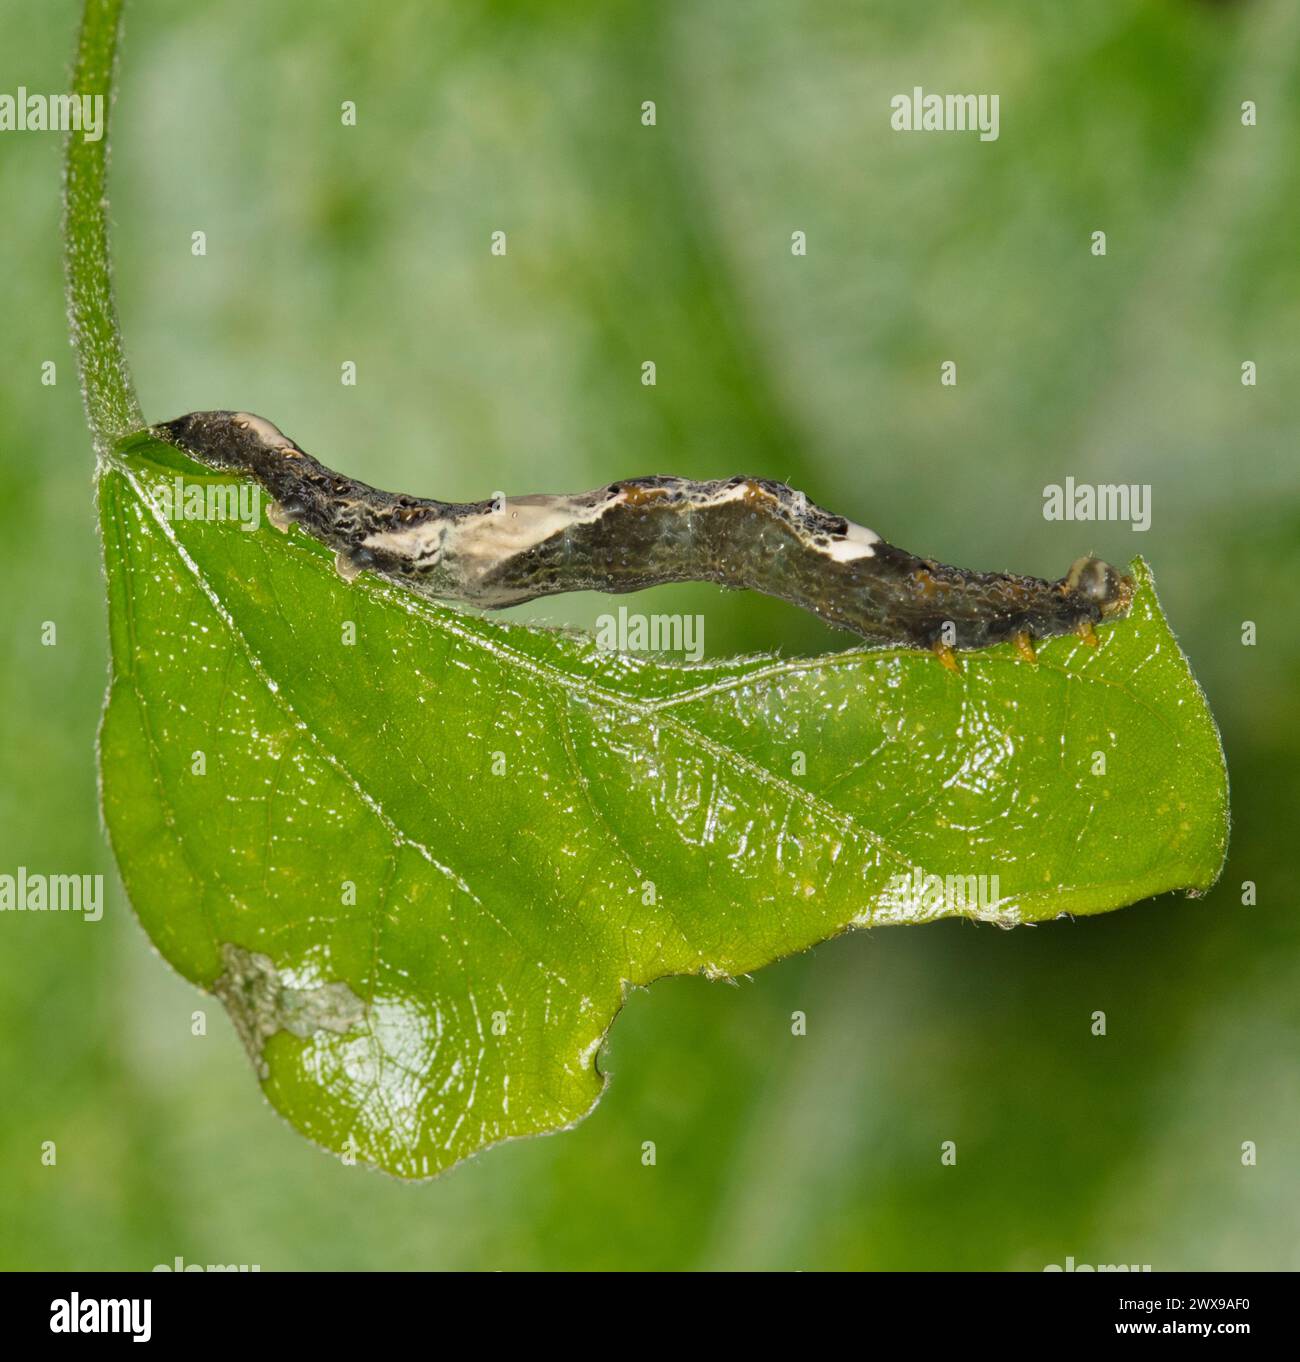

{"left": 153, "top": 410, "right": 1133, "bottom": 667}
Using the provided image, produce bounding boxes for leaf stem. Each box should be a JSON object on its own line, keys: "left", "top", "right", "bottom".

{"left": 63, "top": 0, "right": 141, "bottom": 455}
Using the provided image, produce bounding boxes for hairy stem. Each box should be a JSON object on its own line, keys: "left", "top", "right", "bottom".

{"left": 63, "top": 0, "right": 141, "bottom": 455}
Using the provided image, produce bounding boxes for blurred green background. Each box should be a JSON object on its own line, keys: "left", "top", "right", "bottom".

{"left": 1, "top": 0, "right": 1296, "bottom": 1270}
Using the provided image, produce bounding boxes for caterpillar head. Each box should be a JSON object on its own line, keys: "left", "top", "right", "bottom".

{"left": 1065, "top": 555, "right": 1133, "bottom": 618}
{"left": 153, "top": 410, "right": 300, "bottom": 472}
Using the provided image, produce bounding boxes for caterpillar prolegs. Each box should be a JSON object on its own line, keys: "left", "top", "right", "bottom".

{"left": 154, "top": 410, "right": 1134, "bottom": 666}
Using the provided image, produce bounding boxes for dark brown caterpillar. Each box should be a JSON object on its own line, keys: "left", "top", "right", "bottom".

{"left": 154, "top": 410, "right": 1133, "bottom": 664}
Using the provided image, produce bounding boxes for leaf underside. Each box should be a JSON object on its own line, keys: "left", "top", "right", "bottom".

{"left": 98, "top": 433, "right": 1228, "bottom": 1177}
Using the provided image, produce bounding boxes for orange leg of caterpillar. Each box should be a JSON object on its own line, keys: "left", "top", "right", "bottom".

{"left": 1012, "top": 631, "right": 1038, "bottom": 663}
{"left": 1076, "top": 620, "right": 1099, "bottom": 647}
{"left": 932, "top": 641, "right": 961, "bottom": 673}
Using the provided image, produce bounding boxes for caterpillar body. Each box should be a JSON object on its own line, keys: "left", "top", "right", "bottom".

{"left": 154, "top": 410, "right": 1133, "bottom": 665}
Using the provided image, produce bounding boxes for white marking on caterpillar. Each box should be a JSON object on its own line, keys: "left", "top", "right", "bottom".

{"left": 821, "top": 519, "right": 879, "bottom": 561}
{"left": 364, "top": 494, "right": 611, "bottom": 573}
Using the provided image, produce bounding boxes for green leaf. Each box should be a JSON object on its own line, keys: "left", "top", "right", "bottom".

{"left": 97, "top": 432, "right": 1227, "bottom": 1177}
